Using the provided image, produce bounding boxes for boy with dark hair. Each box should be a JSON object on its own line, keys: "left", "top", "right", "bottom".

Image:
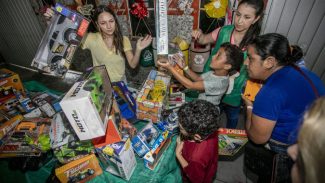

{"left": 157, "top": 42, "right": 243, "bottom": 106}
{"left": 176, "top": 99, "right": 220, "bottom": 183}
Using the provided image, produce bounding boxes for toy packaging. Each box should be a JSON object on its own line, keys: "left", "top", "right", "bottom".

{"left": 31, "top": 3, "right": 90, "bottom": 77}
{"left": 0, "top": 68, "right": 25, "bottom": 96}
{"left": 55, "top": 154, "right": 102, "bottom": 183}
{"left": 136, "top": 70, "right": 171, "bottom": 123}
{"left": 131, "top": 122, "right": 160, "bottom": 157}
{"left": 96, "top": 138, "right": 136, "bottom": 180}
{"left": 0, "top": 118, "right": 52, "bottom": 157}
{"left": 112, "top": 81, "right": 137, "bottom": 120}
{"left": 60, "top": 66, "right": 113, "bottom": 140}
{"left": 53, "top": 140, "right": 94, "bottom": 164}
{"left": 218, "top": 128, "right": 248, "bottom": 161}
{"left": 32, "top": 93, "right": 57, "bottom": 117}
{"left": 0, "top": 114, "right": 23, "bottom": 141}
{"left": 143, "top": 131, "right": 171, "bottom": 170}
{"left": 49, "top": 112, "right": 78, "bottom": 149}
{"left": 243, "top": 80, "right": 263, "bottom": 102}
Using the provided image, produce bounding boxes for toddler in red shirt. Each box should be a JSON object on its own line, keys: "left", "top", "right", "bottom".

{"left": 176, "top": 99, "right": 219, "bottom": 183}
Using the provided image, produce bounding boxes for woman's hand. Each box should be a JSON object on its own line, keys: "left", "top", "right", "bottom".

{"left": 157, "top": 58, "right": 172, "bottom": 70}
{"left": 242, "top": 94, "right": 253, "bottom": 108}
{"left": 44, "top": 7, "right": 55, "bottom": 25}
{"left": 191, "top": 29, "right": 203, "bottom": 40}
{"left": 136, "top": 35, "right": 153, "bottom": 51}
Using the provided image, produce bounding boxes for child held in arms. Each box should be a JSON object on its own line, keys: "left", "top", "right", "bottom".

{"left": 176, "top": 99, "right": 220, "bottom": 183}
{"left": 157, "top": 42, "right": 243, "bottom": 106}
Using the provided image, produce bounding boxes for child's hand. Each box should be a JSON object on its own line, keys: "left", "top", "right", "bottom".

{"left": 192, "top": 29, "right": 203, "bottom": 40}
{"left": 175, "top": 136, "right": 184, "bottom": 157}
{"left": 157, "top": 58, "right": 172, "bottom": 70}
{"left": 173, "top": 54, "right": 185, "bottom": 69}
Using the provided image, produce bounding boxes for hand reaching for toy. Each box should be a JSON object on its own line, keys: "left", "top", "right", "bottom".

{"left": 136, "top": 35, "right": 153, "bottom": 51}
{"left": 157, "top": 58, "right": 172, "bottom": 70}
{"left": 172, "top": 53, "right": 185, "bottom": 69}
{"left": 191, "top": 29, "right": 203, "bottom": 40}
{"left": 44, "top": 7, "right": 55, "bottom": 25}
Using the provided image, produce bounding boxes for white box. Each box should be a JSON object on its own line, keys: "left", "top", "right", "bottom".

{"left": 60, "top": 66, "right": 113, "bottom": 140}
{"left": 97, "top": 139, "right": 136, "bottom": 180}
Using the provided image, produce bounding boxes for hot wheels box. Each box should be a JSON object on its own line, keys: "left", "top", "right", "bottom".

{"left": 136, "top": 70, "right": 171, "bottom": 123}
{"left": 0, "top": 114, "right": 23, "bottom": 140}
{"left": 0, "top": 68, "right": 25, "bottom": 95}
{"left": 31, "top": 3, "right": 89, "bottom": 77}
{"left": 60, "top": 66, "right": 113, "bottom": 140}
{"left": 55, "top": 154, "right": 102, "bottom": 183}
{"left": 96, "top": 138, "right": 136, "bottom": 180}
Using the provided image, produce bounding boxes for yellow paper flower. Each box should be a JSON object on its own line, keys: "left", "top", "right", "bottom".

{"left": 204, "top": 0, "right": 228, "bottom": 18}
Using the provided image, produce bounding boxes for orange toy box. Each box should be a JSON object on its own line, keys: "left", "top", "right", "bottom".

{"left": 0, "top": 114, "right": 24, "bottom": 140}
{"left": 0, "top": 68, "right": 25, "bottom": 96}
{"left": 136, "top": 70, "right": 171, "bottom": 123}
{"left": 243, "top": 80, "right": 263, "bottom": 102}
{"left": 55, "top": 154, "right": 102, "bottom": 183}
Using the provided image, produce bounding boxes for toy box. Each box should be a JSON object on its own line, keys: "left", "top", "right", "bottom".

{"left": 0, "top": 118, "right": 52, "bottom": 157}
{"left": 32, "top": 93, "right": 57, "bottom": 117}
{"left": 136, "top": 70, "right": 171, "bottom": 123}
{"left": 131, "top": 122, "right": 160, "bottom": 157}
{"left": 218, "top": 128, "right": 248, "bottom": 161}
{"left": 0, "top": 114, "right": 23, "bottom": 140}
{"left": 243, "top": 80, "right": 263, "bottom": 102}
{"left": 143, "top": 131, "right": 171, "bottom": 170}
{"left": 0, "top": 68, "right": 25, "bottom": 96}
{"left": 31, "top": 3, "right": 90, "bottom": 77}
{"left": 60, "top": 66, "right": 113, "bottom": 140}
{"left": 96, "top": 138, "right": 136, "bottom": 180}
{"left": 112, "top": 81, "right": 137, "bottom": 120}
{"left": 55, "top": 154, "right": 102, "bottom": 183}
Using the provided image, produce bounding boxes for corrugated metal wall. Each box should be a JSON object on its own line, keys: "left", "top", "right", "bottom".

{"left": 0, "top": 0, "right": 43, "bottom": 68}
{"left": 262, "top": 0, "right": 325, "bottom": 83}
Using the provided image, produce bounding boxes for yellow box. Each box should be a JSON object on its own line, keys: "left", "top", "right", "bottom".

{"left": 243, "top": 80, "right": 263, "bottom": 102}
{"left": 0, "top": 68, "right": 25, "bottom": 95}
{"left": 55, "top": 154, "right": 102, "bottom": 183}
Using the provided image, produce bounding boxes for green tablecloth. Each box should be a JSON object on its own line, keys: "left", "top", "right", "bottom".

{"left": 24, "top": 121, "right": 181, "bottom": 183}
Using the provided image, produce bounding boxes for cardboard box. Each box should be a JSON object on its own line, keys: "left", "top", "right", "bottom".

{"left": 136, "top": 70, "right": 171, "bottom": 123}
{"left": 0, "top": 68, "right": 25, "bottom": 96}
{"left": 143, "top": 131, "right": 171, "bottom": 170}
{"left": 243, "top": 80, "right": 263, "bottom": 102}
{"left": 0, "top": 114, "right": 23, "bottom": 140}
{"left": 55, "top": 154, "right": 102, "bottom": 183}
{"left": 131, "top": 122, "right": 160, "bottom": 157}
{"left": 218, "top": 128, "right": 248, "bottom": 160}
{"left": 60, "top": 66, "right": 113, "bottom": 140}
{"left": 31, "top": 3, "right": 89, "bottom": 77}
{"left": 96, "top": 139, "right": 136, "bottom": 180}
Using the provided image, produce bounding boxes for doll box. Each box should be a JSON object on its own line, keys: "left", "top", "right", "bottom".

{"left": 60, "top": 66, "right": 113, "bottom": 140}
{"left": 96, "top": 138, "right": 137, "bottom": 180}
{"left": 31, "top": 3, "right": 89, "bottom": 77}
{"left": 136, "top": 70, "right": 171, "bottom": 123}
{"left": 55, "top": 154, "right": 102, "bottom": 183}
{"left": 0, "top": 68, "right": 25, "bottom": 96}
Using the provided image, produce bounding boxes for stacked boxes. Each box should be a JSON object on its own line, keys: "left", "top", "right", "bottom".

{"left": 136, "top": 70, "right": 171, "bottom": 123}
{"left": 31, "top": 3, "right": 89, "bottom": 77}
{"left": 60, "top": 66, "right": 113, "bottom": 140}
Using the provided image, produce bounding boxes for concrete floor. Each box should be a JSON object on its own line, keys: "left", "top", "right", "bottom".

{"left": 2, "top": 63, "right": 259, "bottom": 183}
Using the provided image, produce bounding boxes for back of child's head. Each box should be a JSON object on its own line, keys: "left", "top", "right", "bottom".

{"left": 177, "top": 100, "right": 219, "bottom": 140}
{"left": 291, "top": 45, "right": 304, "bottom": 63}
{"left": 221, "top": 42, "right": 244, "bottom": 75}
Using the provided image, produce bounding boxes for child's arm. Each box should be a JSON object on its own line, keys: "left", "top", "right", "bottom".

{"left": 175, "top": 137, "right": 188, "bottom": 168}
{"left": 157, "top": 59, "right": 205, "bottom": 91}
{"left": 173, "top": 54, "right": 201, "bottom": 82}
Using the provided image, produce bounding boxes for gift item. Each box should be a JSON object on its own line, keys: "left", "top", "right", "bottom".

{"left": 131, "top": 122, "right": 160, "bottom": 157}
{"left": 0, "top": 114, "right": 23, "bottom": 140}
{"left": 243, "top": 80, "right": 263, "bottom": 102}
{"left": 32, "top": 93, "right": 57, "bottom": 117}
{"left": 96, "top": 138, "right": 136, "bottom": 180}
{"left": 31, "top": 3, "right": 90, "bottom": 77}
{"left": 136, "top": 70, "right": 171, "bottom": 123}
{"left": 143, "top": 131, "right": 171, "bottom": 170}
{"left": 218, "top": 128, "right": 248, "bottom": 160}
{"left": 55, "top": 154, "right": 102, "bottom": 183}
{"left": 60, "top": 66, "right": 113, "bottom": 140}
{"left": 0, "top": 68, "right": 25, "bottom": 95}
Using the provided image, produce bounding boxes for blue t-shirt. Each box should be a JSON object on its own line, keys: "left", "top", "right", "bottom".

{"left": 253, "top": 66, "right": 325, "bottom": 144}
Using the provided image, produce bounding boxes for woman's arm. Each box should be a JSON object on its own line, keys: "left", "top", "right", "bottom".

{"left": 125, "top": 35, "right": 152, "bottom": 68}
{"left": 192, "top": 29, "right": 217, "bottom": 45}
